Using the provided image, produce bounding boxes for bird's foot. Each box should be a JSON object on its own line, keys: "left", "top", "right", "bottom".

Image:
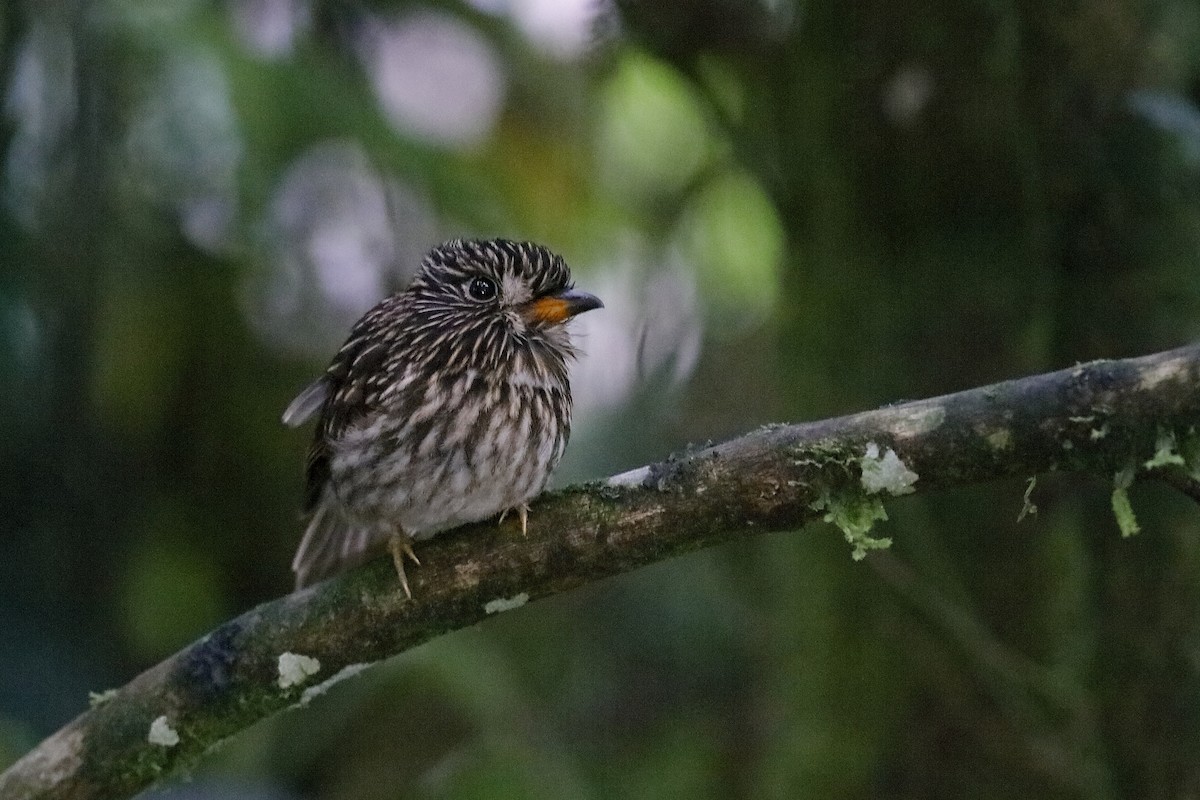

{"left": 498, "top": 503, "right": 530, "bottom": 536}
{"left": 388, "top": 531, "right": 421, "bottom": 600}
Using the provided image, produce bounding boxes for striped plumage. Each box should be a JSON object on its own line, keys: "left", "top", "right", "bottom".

{"left": 283, "top": 239, "right": 602, "bottom": 593}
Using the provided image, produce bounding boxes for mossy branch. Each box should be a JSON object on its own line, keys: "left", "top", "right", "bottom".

{"left": 5, "top": 344, "right": 1200, "bottom": 800}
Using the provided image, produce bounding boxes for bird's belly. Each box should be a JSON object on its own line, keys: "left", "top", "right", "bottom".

{"left": 328, "top": 392, "right": 567, "bottom": 539}
{"left": 398, "top": 468, "right": 528, "bottom": 539}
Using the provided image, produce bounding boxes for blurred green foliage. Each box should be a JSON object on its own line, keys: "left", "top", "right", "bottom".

{"left": 3, "top": 0, "right": 1200, "bottom": 798}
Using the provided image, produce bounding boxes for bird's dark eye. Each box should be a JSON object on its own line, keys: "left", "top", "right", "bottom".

{"left": 468, "top": 275, "right": 498, "bottom": 301}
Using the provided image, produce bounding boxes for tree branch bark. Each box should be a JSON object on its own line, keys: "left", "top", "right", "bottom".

{"left": 4, "top": 344, "right": 1200, "bottom": 800}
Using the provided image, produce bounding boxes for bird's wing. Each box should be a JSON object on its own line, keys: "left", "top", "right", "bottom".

{"left": 284, "top": 298, "right": 401, "bottom": 513}
{"left": 289, "top": 303, "right": 405, "bottom": 585}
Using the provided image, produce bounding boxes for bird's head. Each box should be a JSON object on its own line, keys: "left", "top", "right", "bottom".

{"left": 406, "top": 239, "right": 603, "bottom": 372}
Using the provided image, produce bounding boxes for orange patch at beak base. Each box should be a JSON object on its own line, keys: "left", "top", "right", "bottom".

{"left": 521, "top": 288, "right": 603, "bottom": 326}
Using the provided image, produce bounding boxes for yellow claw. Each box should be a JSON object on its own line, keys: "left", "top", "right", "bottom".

{"left": 388, "top": 532, "right": 421, "bottom": 600}
{"left": 498, "top": 504, "right": 530, "bottom": 536}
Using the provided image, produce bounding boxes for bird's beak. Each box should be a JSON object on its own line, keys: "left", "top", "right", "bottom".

{"left": 520, "top": 288, "right": 603, "bottom": 326}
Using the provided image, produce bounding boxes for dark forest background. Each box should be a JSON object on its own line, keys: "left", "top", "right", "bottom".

{"left": 3, "top": 1, "right": 1200, "bottom": 797}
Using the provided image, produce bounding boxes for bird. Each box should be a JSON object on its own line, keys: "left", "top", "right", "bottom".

{"left": 282, "top": 238, "right": 603, "bottom": 597}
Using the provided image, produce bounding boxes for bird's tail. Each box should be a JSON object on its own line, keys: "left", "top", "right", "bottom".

{"left": 292, "top": 492, "right": 386, "bottom": 589}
